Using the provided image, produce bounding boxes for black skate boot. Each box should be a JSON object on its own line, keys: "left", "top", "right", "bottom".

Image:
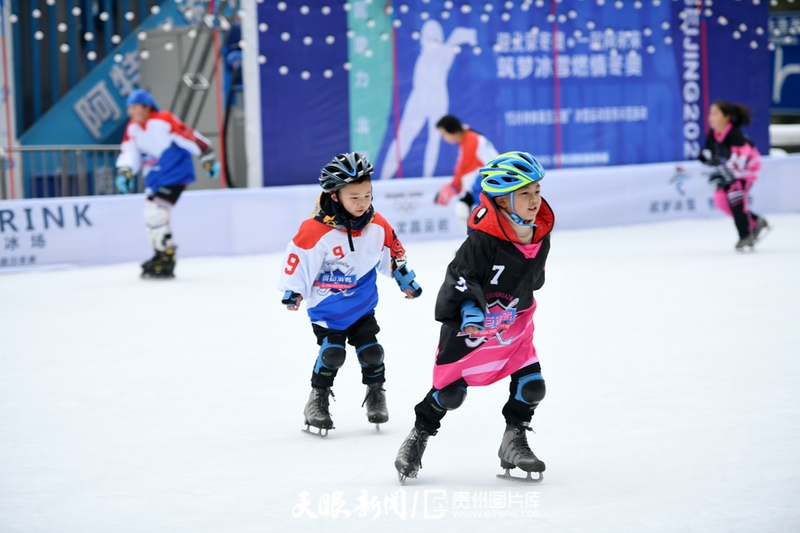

{"left": 735, "top": 234, "right": 756, "bottom": 253}
{"left": 395, "top": 426, "right": 434, "bottom": 484}
{"left": 141, "top": 246, "right": 176, "bottom": 278}
{"left": 753, "top": 217, "right": 770, "bottom": 242}
{"left": 303, "top": 387, "right": 334, "bottom": 437}
{"left": 362, "top": 383, "right": 389, "bottom": 427}
{"left": 497, "top": 423, "right": 545, "bottom": 483}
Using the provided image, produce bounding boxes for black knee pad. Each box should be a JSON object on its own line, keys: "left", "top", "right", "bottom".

{"left": 356, "top": 342, "right": 384, "bottom": 367}
{"left": 516, "top": 373, "right": 546, "bottom": 405}
{"left": 318, "top": 335, "right": 346, "bottom": 369}
{"left": 433, "top": 385, "right": 468, "bottom": 410}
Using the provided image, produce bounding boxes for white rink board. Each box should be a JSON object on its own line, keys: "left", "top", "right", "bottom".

{"left": 1, "top": 156, "right": 799, "bottom": 271}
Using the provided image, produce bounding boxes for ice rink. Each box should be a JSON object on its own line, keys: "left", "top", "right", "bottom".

{"left": 2, "top": 214, "right": 799, "bottom": 532}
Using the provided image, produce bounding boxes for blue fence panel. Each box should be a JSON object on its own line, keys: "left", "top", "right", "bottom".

{"left": 10, "top": 0, "right": 178, "bottom": 136}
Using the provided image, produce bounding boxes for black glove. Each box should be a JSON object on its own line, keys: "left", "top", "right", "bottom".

{"left": 700, "top": 149, "right": 716, "bottom": 166}
{"left": 708, "top": 165, "right": 736, "bottom": 188}
{"left": 282, "top": 290, "right": 301, "bottom": 307}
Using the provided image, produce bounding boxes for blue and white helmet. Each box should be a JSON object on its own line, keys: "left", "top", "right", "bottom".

{"left": 479, "top": 151, "right": 544, "bottom": 197}
{"left": 319, "top": 152, "right": 374, "bottom": 192}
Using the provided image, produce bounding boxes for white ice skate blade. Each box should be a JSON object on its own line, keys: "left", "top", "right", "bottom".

{"left": 397, "top": 471, "right": 416, "bottom": 485}
{"left": 302, "top": 425, "right": 331, "bottom": 438}
{"left": 140, "top": 273, "right": 175, "bottom": 279}
{"left": 496, "top": 469, "right": 544, "bottom": 483}
{"left": 396, "top": 462, "right": 419, "bottom": 485}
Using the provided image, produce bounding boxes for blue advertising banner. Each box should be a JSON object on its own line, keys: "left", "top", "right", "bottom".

{"left": 256, "top": 2, "right": 351, "bottom": 187}
{"left": 703, "top": 4, "right": 770, "bottom": 151}
{"left": 769, "top": 12, "right": 800, "bottom": 114}
{"left": 19, "top": 1, "right": 200, "bottom": 147}
{"left": 257, "top": 1, "right": 769, "bottom": 186}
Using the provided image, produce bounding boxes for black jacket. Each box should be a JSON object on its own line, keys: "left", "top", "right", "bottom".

{"left": 433, "top": 193, "right": 555, "bottom": 364}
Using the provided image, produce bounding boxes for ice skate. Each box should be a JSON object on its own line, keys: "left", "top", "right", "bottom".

{"left": 753, "top": 217, "right": 770, "bottom": 243}
{"left": 734, "top": 234, "right": 756, "bottom": 253}
{"left": 395, "top": 426, "right": 433, "bottom": 484}
{"left": 141, "top": 246, "right": 176, "bottom": 278}
{"left": 362, "top": 383, "right": 389, "bottom": 429}
{"left": 496, "top": 423, "right": 545, "bottom": 483}
{"left": 302, "top": 387, "right": 334, "bottom": 437}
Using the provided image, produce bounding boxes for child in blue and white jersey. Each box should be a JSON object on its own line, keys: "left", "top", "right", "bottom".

{"left": 115, "top": 89, "right": 220, "bottom": 278}
{"left": 278, "top": 152, "right": 422, "bottom": 435}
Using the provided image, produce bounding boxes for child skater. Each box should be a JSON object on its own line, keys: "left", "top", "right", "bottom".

{"left": 395, "top": 151, "right": 554, "bottom": 483}
{"left": 278, "top": 152, "right": 422, "bottom": 436}
{"left": 700, "top": 100, "right": 769, "bottom": 251}
{"left": 115, "top": 89, "right": 220, "bottom": 278}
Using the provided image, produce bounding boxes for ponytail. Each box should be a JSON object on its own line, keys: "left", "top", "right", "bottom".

{"left": 712, "top": 99, "right": 752, "bottom": 127}
{"left": 731, "top": 103, "right": 751, "bottom": 127}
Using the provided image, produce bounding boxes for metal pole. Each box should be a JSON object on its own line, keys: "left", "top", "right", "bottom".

{"left": 60, "top": 149, "right": 68, "bottom": 197}
{"left": 211, "top": 0, "right": 228, "bottom": 188}
{"left": 1, "top": 0, "right": 16, "bottom": 198}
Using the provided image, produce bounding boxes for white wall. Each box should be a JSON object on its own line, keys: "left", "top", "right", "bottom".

{"left": 1, "top": 156, "right": 798, "bottom": 272}
{"left": 770, "top": 124, "right": 800, "bottom": 147}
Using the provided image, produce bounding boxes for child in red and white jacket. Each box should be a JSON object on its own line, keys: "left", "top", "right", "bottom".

{"left": 115, "top": 89, "right": 220, "bottom": 277}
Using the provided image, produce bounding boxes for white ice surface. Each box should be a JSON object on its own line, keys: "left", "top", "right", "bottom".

{"left": 2, "top": 215, "right": 799, "bottom": 532}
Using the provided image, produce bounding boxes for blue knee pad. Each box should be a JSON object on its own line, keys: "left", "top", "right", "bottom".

{"left": 433, "top": 385, "right": 468, "bottom": 410}
{"left": 315, "top": 336, "right": 346, "bottom": 372}
{"left": 356, "top": 342, "right": 385, "bottom": 367}
{"left": 515, "top": 373, "right": 546, "bottom": 405}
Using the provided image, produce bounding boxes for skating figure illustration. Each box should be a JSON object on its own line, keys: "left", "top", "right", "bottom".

{"left": 380, "top": 20, "right": 477, "bottom": 179}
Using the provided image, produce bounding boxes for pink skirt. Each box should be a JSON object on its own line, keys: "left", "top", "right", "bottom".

{"left": 432, "top": 303, "right": 539, "bottom": 389}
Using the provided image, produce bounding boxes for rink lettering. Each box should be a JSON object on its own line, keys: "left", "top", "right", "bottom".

{"left": 1, "top": 204, "right": 91, "bottom": 267}
{"left": 0, "top": 204, "right": 92, "bottom": 233}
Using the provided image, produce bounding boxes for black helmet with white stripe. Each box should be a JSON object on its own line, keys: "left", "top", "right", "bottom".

{"left": 319, "top": 152, "right": 374, "bottom": 192}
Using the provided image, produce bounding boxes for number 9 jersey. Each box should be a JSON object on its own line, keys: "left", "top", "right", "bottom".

{"left": 277, "top": 195, "right": 409, "bottom": 330}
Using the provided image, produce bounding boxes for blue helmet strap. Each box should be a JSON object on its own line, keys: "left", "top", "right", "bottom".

{"left": 508, "top": 192, "right": 536, "bottom": 227}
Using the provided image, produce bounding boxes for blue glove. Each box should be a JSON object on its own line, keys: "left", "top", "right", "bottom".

{"left": 282, "top": 290, "right": 301, "bottom": 307}
{"left": 115, "top": 167, "right": 134, "bottom": 194}
{"left": 460, "top": 300, "right": 485, "bottom": 331}
{"left": 201, "top": 151, "right": 220, "bottom": 179}
{"left": 392, "top": 263, "right": 422, "bottom": 297}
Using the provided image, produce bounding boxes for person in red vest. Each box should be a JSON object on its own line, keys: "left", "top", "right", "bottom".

{"left": 434, "top": 115, "right": 499, "bottom": 232}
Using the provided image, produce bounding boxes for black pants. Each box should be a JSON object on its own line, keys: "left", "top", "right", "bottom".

{"left": 147, "top": 185, "right": 186, "bottom": 205}
{"left": 310, "top": 313, "right": 384, "bottom": 389}
{"left": 721, "top": 180, "right": 761, "bottom": 239}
